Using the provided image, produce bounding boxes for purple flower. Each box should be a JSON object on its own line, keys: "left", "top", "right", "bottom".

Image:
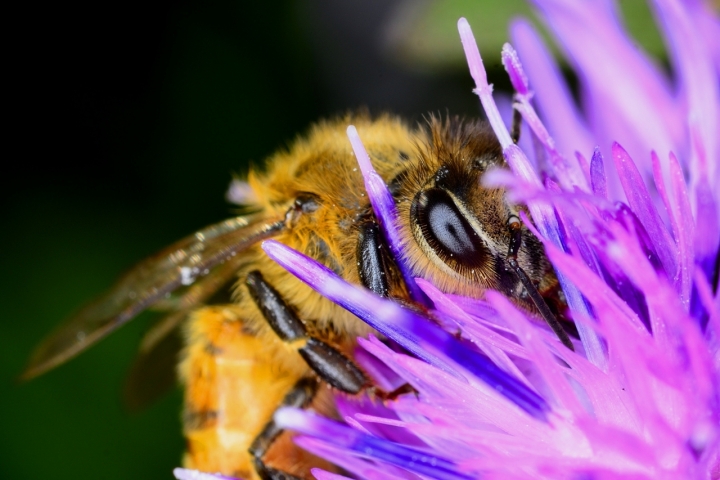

{"left": 178, "top": 1, "right": 719, "bottom": 478}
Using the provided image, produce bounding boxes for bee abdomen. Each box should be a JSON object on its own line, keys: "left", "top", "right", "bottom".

{"left": 179, "top": 306, "right": 308, "bottom": 479}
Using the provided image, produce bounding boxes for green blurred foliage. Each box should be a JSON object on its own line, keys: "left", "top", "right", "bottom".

{"left": 389, "top": 0, "right": 666, "bottom": 71}
{"left": 386, "top": 0, "right": 534, "bottom": 71}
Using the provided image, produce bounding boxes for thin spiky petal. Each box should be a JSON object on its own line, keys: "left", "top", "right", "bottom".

{"left": 347, "top": 125, "right": 427, "bottom": 304}
{"left": 612, "top": 143, "right": 676, "bottom": 278}
{"left": 510, "top": 19, "right": 594, "bottom": 161}
{"left": 500, "top": 43, "right": 530, "bottom": 99}
{"left": 652, "top": 0, "right": 720, "bottom": 186}
{"left": 501, "top": 42, "right": 587, "bottom": 191}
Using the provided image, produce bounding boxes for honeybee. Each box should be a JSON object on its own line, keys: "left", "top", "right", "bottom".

{"left": 24, "top": 112, "right": 567, "bottom": 479}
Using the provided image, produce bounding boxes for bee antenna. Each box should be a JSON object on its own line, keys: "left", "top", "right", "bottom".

{"left": 510, "top": 100, "right": 522, "bottom": 144}
{"left": 506, "top": 216, "right": 574, "bottom": 351}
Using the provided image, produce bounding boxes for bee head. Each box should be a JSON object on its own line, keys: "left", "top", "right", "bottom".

{"left": 404, "top": 116, "right": 546, "bottom": 298}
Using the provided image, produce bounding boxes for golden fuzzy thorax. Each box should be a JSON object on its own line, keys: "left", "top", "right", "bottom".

{"left": 239, "top": 114, "right": 420, "bottom": 339}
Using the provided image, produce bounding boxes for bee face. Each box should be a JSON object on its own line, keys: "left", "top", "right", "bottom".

{"left": 25, "top": 112, "right": 559, "bottom": 480}
{"left": 398, "top": 117, "right": 549, "bottom": 301}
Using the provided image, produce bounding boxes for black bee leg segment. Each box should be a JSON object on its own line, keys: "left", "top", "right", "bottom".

{"left": 249, "top": 377, "right": 318, "bottom": 480}
{"left": 246, "top": 270, "right": 306, "bottom": 342}
{"left": 246, "top": 271, "right": 368, "bottom": 394}
{"left": 357, "top": 221, "right": 391, "bottom": 297}
{"left": 298, "top": 337, "right": 367, "bottom": 393}
{"left": 506, "top": 217, "right": 575, "bottom": 351}
{"left": 511, "top": 103, "right": 522, "bottom": 144}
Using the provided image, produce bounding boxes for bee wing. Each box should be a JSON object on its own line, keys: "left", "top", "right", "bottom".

{"left": 122, "top": 253, "right": 246, "bottom": 411}
{"left": 122, "top": 310, "right": 185, "bottom": 412}
{"left": 148, "top": 236, "right": 245, "bottom": 313}
{"left": 23, "top": 215, "right": 285, "bottom": 380}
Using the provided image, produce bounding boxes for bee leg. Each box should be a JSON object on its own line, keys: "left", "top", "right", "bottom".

{"left": 246, "top": 271, "right": 369, "bottom": 394}
{"left": 357, "top": 220, "right": 391, "bottom": 297}
{"left": 511, "top": 102, "right": 522, "bottom": 144}
{"left": 506, "top": 216, "right": 575, "bottom": 351}
{"left": 249, "top": 377, "right": 318, "bottom": 480}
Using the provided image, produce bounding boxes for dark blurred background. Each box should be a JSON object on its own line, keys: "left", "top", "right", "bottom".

{"left": 2, "top": 0, "right": 664, "bottom": 478}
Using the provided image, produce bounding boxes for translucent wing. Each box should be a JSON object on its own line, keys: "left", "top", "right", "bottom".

{"left": 122, "top": 253, "right": 245, "bottom": 411}
{"left": 23, "top": 215, "right": 285, "bottom": 380}
{"left": 122, "top": 311, "right": 185, "bottom": 412}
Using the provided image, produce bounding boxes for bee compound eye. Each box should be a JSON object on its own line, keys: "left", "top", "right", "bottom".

{"left": 411, "top": 188, "right": 489, "bottom": 270}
